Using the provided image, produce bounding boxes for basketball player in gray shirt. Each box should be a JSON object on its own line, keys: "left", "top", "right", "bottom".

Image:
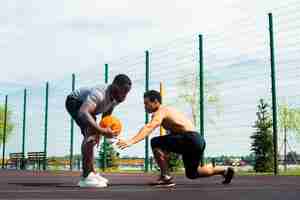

{"left": 65, "top": 74, "right": 131, "bottom": 187}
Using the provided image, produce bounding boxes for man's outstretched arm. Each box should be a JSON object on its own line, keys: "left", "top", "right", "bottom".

{"left": 117, "top": 113, "right": 163, "bottom": 149}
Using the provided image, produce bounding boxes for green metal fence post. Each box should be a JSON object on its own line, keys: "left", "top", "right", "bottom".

{"left": 102, "top": 63, "right": 109, "bottom": 171}
{"left": 1, "top": 95, "right": 8, "bottom": 169}
{"left": 21, "top": 89, "right": 27, "bottom": 170}
{"left": 268, "top": 13, "right": 279, "bottom": 175}
{"left": 43, "top": 82, "right": 49, "bottom": 170}
{"left": 145, "top": 50, "right": 150, "bottom": 172}
{"left": 198, "top": 34, "right": 205, "bottom": 166}
{"left": 70, "top": 74, "right": 75, "bottom": 170}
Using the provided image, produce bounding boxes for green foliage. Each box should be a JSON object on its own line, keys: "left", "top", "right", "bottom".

{"left": 0, "top": 105, "right": 14, "bottom": 145}
{"left": 168, "top": 152, "right": 183, "bottom": 172}
{"left": 242, "top": 153, "right": 256, "bottom": 165}
{"left": 177, "top": 72, "right": 222, "bottom": 129}
{"left": 279, "top": 103, "right": 300, "bottom": 139}
{"left": 250, "top": 99, "right": 274, "bottom": 172}
{"left": 99, "top": 141, "right": 120, "bottom": 169}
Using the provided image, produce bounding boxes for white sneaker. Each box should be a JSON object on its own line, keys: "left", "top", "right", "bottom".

{"left": 78, "top": 172, "right": 107, "bottom": 188}
{"left": 96, "top": 173, "right": 109, "bottom": 184}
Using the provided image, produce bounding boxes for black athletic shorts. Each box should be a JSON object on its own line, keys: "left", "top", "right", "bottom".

{"left": 65, "top": 94, "right": 94, "bottom": 137}
{"left": 151, "top": 131, "right": 206, "bottom": 179}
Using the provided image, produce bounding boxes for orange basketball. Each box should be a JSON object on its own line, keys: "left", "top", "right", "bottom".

{"left": 99, "top": 115, "right": 122, "bottom": 134}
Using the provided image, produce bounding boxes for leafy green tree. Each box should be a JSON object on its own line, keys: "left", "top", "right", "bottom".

{"left": 0, "top": 105, "right": 14, "bottom": 145}
{"left": 242, "top": 153, "right": 255, "bottom": 166}
{"left": 278, "top": 103, "right": 300, "bottom": 170}
{"left": 250, "top": 99, "right": 274, "bottom": 172}
{"left": 177, "top": 73, "right": 222, "bottom": 128}
{"left": 167, "top": 153, "right": 183, "bottom": 172}
{"left": 98, "top": 142, "right": 120, "bottom": 169}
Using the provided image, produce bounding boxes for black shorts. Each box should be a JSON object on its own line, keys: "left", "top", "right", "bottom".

{"left": 65, "top": 94, "right": 93, "bottom": 136}
{"left": 151, "top": 131, "right": 206, "bottom": 179}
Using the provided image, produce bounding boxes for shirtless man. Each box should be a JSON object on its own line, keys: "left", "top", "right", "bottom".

{"left": 117, "top": 90, "right": 234, "bottom": 186}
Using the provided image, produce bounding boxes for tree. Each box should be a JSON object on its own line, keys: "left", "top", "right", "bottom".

{"left": 98, "top": 142, "right": 120, "bottom": 170}
{"left": 250, "top": 99, "right": 274, "bottom": 172}
{"left": 177, "top": 72, "right": 222, "bottom": 128}
{"left": 167, "top": 153, "right": 183, "bottom": 172}
{"left": 278, "top": 103, "right": 300, "bottom": 170}
{"left": 242, "top": 153, "right": 255, "bottom": 166}
{"left": 0, "top": 105, "right": 14, "bottom": 145}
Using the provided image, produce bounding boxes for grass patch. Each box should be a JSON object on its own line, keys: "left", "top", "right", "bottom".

{"left": 279, "top": 168, "right": 300, "bottom": 176}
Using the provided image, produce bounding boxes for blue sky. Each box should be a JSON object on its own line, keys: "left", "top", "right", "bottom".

{"left": 1, "top": 0, "right": 300, "bottom": 157}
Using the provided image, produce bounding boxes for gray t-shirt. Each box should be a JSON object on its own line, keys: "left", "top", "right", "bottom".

{"left": 71, "top": 84, "right": 119, "bottom": 115}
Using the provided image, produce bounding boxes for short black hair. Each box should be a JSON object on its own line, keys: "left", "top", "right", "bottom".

{"left": 112, "top": 74, "right": 132, "bottom": 89}
{"left": 144, "top": 90, "right": 161, "bottom": 104}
